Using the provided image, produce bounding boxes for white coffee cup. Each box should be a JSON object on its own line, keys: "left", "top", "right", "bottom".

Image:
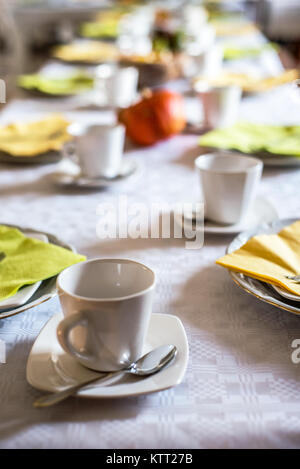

{"left": 197, "top": 84, "right": 242, "bottom": 129}
{"left": 66, "top": 123, "right": 125, "bottom": 179}
{"left": 183, "top": 5, "right": 208, "bottom": 34}
{"left": 183, "top": 44, "right": 223, "bottom": 78}
{"left": 195, "top": 153, "right": 263, "bottom": 225}
{"left": 95, "top": 64, "right": 139, "bottom": 108}
{"left": 57, "top": 258, "right": 155, "bottom": 372}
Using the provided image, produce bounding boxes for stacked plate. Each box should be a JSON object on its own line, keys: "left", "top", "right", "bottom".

{"left": 227, "top": 218, "right": 300, "bottom": 315}
{"left": 0, "top": 224, "right": 75, "bottom": 319}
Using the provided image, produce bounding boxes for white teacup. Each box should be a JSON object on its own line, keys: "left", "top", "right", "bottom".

{"left": 57, "top": 258, "right": 155, "bottom": 372}
{"left": 95, "top": 64, "right": 139, "bottom": 108}
{"left": 196, "top": 84, "right": 242, "bottom": 129}
{"left": 66, "top": 123, "right": 125, "bottom": 179}
{"left": 195, "top": 153, "right": 263, "bottom": 225}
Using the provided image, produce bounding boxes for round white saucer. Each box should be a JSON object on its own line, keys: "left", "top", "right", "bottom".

{"left": 49, "top": 157, "right": 141, "bottom": 189}
{"left": 174, "top": 196, "right": 278, "bottom": 235}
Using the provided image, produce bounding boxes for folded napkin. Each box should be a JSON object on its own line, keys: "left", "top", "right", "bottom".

{"left": 194, "top": 69, "right": 298, "bottom": 93}
{"left": 0, "top": 225, "right": 86, "bottom": 301}
{"left": 199, "top": 122, "right": 300, "bottom": 158}
{"left": 211, "top": 20, "right": 258, "bottom": 37}
{"left": 18, "top": 72, "right": 94, "bottom": 95}
{"left": 216, "top": 220, "right": 300, "bottom": 296}
{"left": 223, "top": 43, "right": 278, "bottom": 60}
{"left": 80, "top": 19, "right": 119, "bottom": 39}
{"left": 52, "top": 41, "right": 119, "bottom": 63}
{"left": 0, "top": 114, "right": 71, "bottom": 157}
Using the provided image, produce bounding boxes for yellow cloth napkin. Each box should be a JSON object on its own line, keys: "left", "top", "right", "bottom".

{"left": 52, "top": 41, "right": 119, "bottom": 63}
{"left": 0, "top": 114, "right": 71, "bottom": 157}
{"left": 0, "top": 225, "right": 86, "bottom": 301}
{"left": 194, "top": 69, "right": 299, "bottom": 93}
{"left": 216, "top": 220, "right": 300, "bottom": 296}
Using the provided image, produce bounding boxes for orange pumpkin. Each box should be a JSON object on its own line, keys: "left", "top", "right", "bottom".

{"left": 118, "top": 89, "right": 186, "bottom": 146}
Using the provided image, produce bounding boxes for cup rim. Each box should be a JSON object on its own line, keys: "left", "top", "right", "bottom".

{"left": 68, "top": 122, "right": 125, "bottom": 137}
{"left": 57, "top": 257, "right": 156, "bottom": 302}
{"left": 195, "top": 83, "right": 241, "bottom": 93}
{"left": 194, "top": 152, "right": 263, "bottom": 175}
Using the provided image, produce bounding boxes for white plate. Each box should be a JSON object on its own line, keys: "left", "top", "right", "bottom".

{"left": 0, "top": 224, "right": 76, "bottom": 319}
{"left": 271, "top": 284, "right": 300, "bottom": 302}
{"left": 201, "top": 148, "right": 300, "bottom": 168}
{"left": 174, "top": 196, "right": 278, "bottom": 235}
{"left": 227, "top": 218, "right": 300, "bottom": 315}
{"left": 26, "top": 312, "right": 189, "bottom": 399}
{"left": 0, "top": 232, "right": 48, "bottom": 310}
{"left": 49, "top": 157, "right": 141, "bottom": 189}
{"left": 255, "top": 152, "right": 300, "bottom": 168}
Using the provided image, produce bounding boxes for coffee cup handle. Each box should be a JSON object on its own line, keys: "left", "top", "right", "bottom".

{"left": 57, "top": 312, "right": 94, "bottom": 363}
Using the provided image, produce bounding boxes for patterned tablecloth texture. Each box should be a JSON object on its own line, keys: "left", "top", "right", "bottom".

{"left": 1, "top": 30, "right": 300, "bottom": 449}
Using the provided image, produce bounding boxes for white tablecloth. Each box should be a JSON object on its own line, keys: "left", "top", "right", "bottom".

{"left": 1, "top": 32, "right": 300, "bottom": 449}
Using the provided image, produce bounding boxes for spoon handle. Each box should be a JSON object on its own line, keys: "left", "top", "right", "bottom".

{"left": 33, "top": 371, "right": 123, "bottom": 408}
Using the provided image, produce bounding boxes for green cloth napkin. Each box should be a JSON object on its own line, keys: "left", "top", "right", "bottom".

{"left": 18, "top": 72, "right": 94, "bottom": 96}
{"left": 0, "top": 225, "right": 86, "bottom": 301}
{"left": 223, "top": 43, "right": 278, "bottom": 60}
{"left": 199, "top": 122, "right": 300, "bottom": 158}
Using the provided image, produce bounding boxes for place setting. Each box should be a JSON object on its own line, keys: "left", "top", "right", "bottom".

{"left": 0, "top": 222, "right": 189, "bottom": 400}
{"left": 199, "top": 122, "right": 300, "bottom": 167}
{"left": 48, "top": 122, "right": 142, "bottom": 190}
{"left": 17, "top": 60, "right": 140, "bottom": 111}
{"left": 26, "top": 258, "right": 189, "bottom": 405}
{"left": 0, "top": 114, "right": 71, "bottom": 165}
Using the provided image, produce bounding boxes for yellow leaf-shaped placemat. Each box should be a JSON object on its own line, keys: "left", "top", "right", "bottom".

{"left": 0, "top": 225, "right": 86, "bottom": 301}
{"left": 0, "top": 114, "right": 71, "bottom": 157}
{"left": 216, "top": 220, "right": 300, "bottom": 296}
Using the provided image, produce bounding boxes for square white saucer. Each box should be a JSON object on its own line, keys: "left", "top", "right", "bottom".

{"left": 174, "top": 196, "right": 278, "bottom": 235}
{"left": 26, "top": 313, "right": 189, "bottom": 399}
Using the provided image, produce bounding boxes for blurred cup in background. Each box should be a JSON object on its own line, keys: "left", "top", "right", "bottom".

{"left": 182, "top": 43, "right": 223, "bottom": 78}
{"left": 94, "top": 64, "right": 139, "bottom": 108}
{"left": 65, "top": 123, "right": 125, "bottom": 179}
{"left": 196, "top": 84, "right": 242, "bottom": 129}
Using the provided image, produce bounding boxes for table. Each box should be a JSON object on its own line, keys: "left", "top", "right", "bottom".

{"left": 0, "top": 28, "right": 300, "bottom": 450}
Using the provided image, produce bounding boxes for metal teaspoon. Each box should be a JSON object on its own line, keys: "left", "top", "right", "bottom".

{"left": 33, "top": 344, "right": 177, "bottom": 408}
